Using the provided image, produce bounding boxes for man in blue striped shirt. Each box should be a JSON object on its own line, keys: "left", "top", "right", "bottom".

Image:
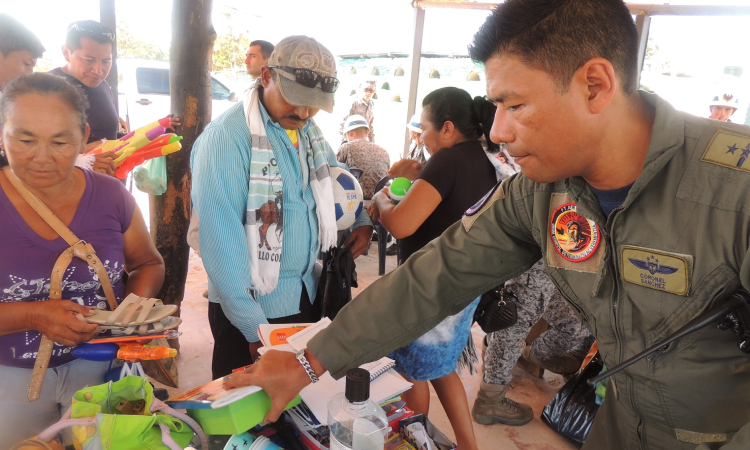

{"left": 191, "top": 36, "right": 373, "bottom": 379}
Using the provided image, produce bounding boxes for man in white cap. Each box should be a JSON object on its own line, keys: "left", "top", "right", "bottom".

{"left": 340, "top": 80, "right": 377, "bottom": 142}
{"left": 337, "top": 114, "right": 390, "bottom": 200}
{"left": 190, "top": 35, "right": 373, "bottom": 379}
{"left": 709, "top": 92, "right": 740, "bottom": 122}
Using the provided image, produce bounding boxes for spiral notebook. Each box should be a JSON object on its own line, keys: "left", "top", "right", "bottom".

{"left": 356, "top": 357, "right": 397, "bottom": 382}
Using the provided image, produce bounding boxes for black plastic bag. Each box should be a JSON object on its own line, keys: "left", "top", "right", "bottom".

{"left": 542, "top": 352, "right": 603, "bottom": 445}
{"left": 317, "top": 241, "right": 358, "bottom": 320}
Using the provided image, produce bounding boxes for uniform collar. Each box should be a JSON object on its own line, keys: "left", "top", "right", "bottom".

{"left": 566, "top": 91, "right": 686, "bottom": 223}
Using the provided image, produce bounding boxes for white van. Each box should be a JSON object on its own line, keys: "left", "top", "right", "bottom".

{"left": 117, "top": 59, "right": 239, "bottom": 131}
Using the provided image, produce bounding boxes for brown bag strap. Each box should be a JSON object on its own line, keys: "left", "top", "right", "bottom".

{"left": 2, "top": 166, "right": 119, "bottom": 402}
{"left": 2, "top": 166, "right": 117, "bottom": 309}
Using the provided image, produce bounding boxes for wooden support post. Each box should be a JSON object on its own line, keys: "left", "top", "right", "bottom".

{"left": 99, "top": 0, "right": 118, "bottom": 114}
{"left": 150, "top": 0, "right": 216, "bottom": 317}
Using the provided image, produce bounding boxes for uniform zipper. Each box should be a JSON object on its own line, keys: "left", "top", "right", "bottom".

{"left": 605, "top": 206, "right": 626, "bottom": 366}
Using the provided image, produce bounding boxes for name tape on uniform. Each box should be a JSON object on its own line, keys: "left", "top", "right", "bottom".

{"left": 620, "top": 245, "right": 692, "bottom": 296}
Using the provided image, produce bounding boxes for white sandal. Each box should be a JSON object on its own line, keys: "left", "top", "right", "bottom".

{"left": 86, "top": 294, "right": 178, "bottom": 335}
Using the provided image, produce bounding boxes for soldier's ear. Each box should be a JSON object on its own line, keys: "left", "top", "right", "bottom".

{"left": 575, "top": 57, "right": 616, "bottom": 115}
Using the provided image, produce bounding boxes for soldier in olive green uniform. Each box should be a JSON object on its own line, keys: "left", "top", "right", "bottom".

{"left": 228, "top": 1, "right": 750, "bottom": 449}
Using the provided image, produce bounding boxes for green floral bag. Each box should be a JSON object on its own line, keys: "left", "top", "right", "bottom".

{"left": 13, "top": 376, "right": 207, "bottom": 450}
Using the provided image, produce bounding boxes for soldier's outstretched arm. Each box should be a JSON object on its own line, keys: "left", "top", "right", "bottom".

{"left": 309, "top": 176, "right": 543, "bottom": 378}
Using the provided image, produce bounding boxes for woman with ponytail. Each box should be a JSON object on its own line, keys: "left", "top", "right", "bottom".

{"left": 367, "top": 87, "right": 497, "bottom": 450}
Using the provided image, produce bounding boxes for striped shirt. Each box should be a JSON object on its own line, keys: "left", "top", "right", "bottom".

{"left": 190, "top": 101, "right": 371, "bottom": 342}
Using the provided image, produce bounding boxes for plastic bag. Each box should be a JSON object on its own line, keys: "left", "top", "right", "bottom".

{"left": 541, "top": 352, "right": 604, "bottom": 444}
{"left": 134, "top": 155, "right": 167, "bottom": 195}
{"left": 13, "top": 376, "right": 206, "bottom": 450}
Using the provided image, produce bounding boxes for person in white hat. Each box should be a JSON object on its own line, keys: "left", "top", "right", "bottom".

{"left": 405, "top": 112, "right": 428, "bottom": 164}
{"left": 190, "top": 35, "right": 373, "bottom": 379}
{"left": 340, "top": 80, "right": 377, "bottom": 142}
{"left": 709, "top": 92, "right": 740, "bottom": 122}
{"left": 337, "top": 114, "right": 390, "bottom": 200}
{"left": 386, "top": 113, "right": 429, "bottom": 183}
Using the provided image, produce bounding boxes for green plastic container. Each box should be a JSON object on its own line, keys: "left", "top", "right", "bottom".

{"left": 389, "top": 177, "right": 412, "bottom": 203}
{"left": 187, "top": 390, "right": 301, "bottom": 435}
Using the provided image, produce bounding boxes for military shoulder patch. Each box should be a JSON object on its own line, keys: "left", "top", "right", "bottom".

{"left": 701, "top": 130, "right": 750, "bottom": 173}
{"left": 462, "top": 181, "right": 504, "bottom": 232}
{"left": 621, "top": 245, "right": 692, "bottom": 296}
{"left": 549, "top": 203, "right": 601, "bottom": 262}
{"left": 546, "top": 193, "right": 604, "bottom": 273}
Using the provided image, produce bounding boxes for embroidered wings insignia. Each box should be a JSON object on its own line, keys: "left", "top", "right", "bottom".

{"left": 628, "top": 258, "right": 679, "bottom": 275}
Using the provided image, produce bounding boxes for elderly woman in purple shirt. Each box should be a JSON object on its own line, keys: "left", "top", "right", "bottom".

{"left": 0, "top": 72, "right": 164, "bottom": 446}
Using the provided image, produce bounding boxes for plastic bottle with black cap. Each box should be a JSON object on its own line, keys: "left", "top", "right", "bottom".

{"left": 328, "top": 368, "right": 389, "bottom": 450}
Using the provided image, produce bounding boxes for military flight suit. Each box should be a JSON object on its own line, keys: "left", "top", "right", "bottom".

{"left": 308, "top": 91, "right": 750, "bottom": 449}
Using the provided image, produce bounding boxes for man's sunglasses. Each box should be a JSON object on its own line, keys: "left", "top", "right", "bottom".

{"left": 67, "top": 21, "right": 115, "bottom": 43}
{"left": 269, "top": 66, "right": 339, "bottom": 93}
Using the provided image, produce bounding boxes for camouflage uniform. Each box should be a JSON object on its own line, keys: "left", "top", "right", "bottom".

{"left": 340, "top": 96, "right": 375, "bottom": 142}
{"left": 483, "top": 259, "right": 593, "bottom": 385}
{"left": 336, "top": 138, "right": 390, "bottom": 200}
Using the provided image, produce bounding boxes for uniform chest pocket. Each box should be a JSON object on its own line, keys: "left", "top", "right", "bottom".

{"left": 646, "top": 263, "right": 739, "bottom": 347}
{"left": 677, "top": 130, "right": 750, "bottom": 213}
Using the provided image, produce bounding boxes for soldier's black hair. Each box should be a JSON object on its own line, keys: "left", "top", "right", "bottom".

{"left": 469, "top": 0, "right": 639, "bottom": 95}
{"left": 0, "top": 13, "right": 45, "bottom": 58}
{"left": 422, "top": 87, "right": 499, "bottom": 153}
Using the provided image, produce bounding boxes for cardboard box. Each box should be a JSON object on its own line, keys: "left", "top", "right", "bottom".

{"left": 399, "top": 414, "right": 457, "bottom": 450}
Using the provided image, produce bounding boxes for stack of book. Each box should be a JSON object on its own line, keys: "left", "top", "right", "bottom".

{"left": 258, "top": 319, "right": 415, "bottom": 450}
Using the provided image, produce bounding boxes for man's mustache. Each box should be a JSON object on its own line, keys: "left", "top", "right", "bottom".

{"left": 285, "top": 115, "right": 307, "bottom": 123}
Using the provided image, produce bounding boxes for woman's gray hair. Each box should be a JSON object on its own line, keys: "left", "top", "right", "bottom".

{"left": 0, "top": 72, "right": 89, "bottom": 134}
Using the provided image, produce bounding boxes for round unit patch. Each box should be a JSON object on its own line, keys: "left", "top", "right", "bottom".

{"left": 550, "top": 203, "right": 600, "bottom": 262}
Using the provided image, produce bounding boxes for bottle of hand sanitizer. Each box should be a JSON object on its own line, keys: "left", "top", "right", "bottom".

{"left": 328, "top": 368, "right": 389, "bottom": 450}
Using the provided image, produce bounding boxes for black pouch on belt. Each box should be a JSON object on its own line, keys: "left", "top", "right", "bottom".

{"left": 473, "top": 285, "right": 519, "bottom": 334}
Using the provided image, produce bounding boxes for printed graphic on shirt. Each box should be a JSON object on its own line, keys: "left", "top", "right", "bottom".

{"left": 0, "top": 261, "right": 123, "bottom": 362}
{"left": 701, "top": 130, "right": 750, "bottom": 173}
{"left": 252, "top": 173, "right": 284, "bottom": 255}
{"left": 550, "top": 203, "right": 601, "bottom": 262}
{"left": 621, "top": 245, "right": 692, "bottom": 296}
{"left": 546, "top": 193, "right": 604, "bottom": 273}
{"left": 462, "top": 181, "right": 504, "bottom": 232}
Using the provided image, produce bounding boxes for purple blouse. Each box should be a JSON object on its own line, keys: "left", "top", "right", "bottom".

{"left": 0, "top": 169, "right": 136, "bottom": 369}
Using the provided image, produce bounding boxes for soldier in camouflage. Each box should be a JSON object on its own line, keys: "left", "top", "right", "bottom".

{"left": 474, "top": 260, "right": 593, "bottom": 426}
{"left": 340, "top": 80, "right": 376, "bottom": 142}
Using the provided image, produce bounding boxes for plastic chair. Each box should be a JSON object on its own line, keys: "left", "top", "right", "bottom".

{"left": 372, "top": 176, "right": 395, "bottom": 275}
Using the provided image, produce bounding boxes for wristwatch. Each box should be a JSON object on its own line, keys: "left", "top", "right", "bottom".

{"left": 296, "top": 349, "right": 319, "bottom": 383}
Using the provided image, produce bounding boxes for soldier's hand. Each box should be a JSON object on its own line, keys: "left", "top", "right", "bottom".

{"left": 225, "top": 349, "right": 324, "bottom": 423}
